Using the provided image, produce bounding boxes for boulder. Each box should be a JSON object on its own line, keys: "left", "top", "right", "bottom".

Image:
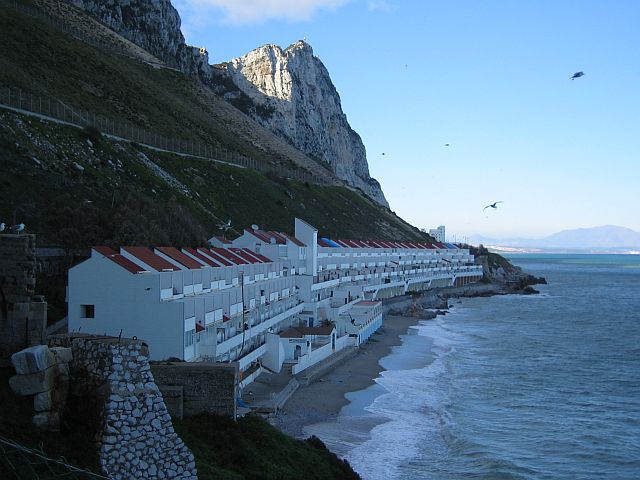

{"left": 11, "top": 345, "right": 55, "bottom": 375}
{"left": 9, "top": 365, "right": 58, "bottom": 395}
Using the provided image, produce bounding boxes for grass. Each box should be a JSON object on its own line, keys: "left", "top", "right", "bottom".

{"left": 174, "top": 414, "right": 361, "bottom": 480}
{"left": 0, "top": 5, "right": 302, "bottom": 173}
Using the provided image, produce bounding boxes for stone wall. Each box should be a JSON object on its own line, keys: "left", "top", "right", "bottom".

{"left": 151, "top": 362, "right": 237, "bottom": 419}
{"left": 49, "top": 334, "right": 197, "bottom": 479}
{"left": 0, "top": 234, "right": 47, "bottom": 364}
{"left": 9, "top": 344, "right": 72, "bottom": 431}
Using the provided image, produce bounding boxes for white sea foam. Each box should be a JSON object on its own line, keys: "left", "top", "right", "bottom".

{"left": 304, "top": 316, "right": 462, "bottom": 480}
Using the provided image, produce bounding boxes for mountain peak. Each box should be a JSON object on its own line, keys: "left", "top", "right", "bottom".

{"left": 223, "top": 41, "right": 389, "bottom": 207}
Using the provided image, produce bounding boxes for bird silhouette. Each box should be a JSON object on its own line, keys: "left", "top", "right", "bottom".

{"left": 217, "top": 219, "right": 232, "bottom": 232}
{"left": 381, "top": 152, "right": 386, "bottom": 156}
{"left": 571, "top": 71, "right": 585, "bottom": 80}
{"left": 483, "top": 201, "right": 503, "bottom": 211}
{"left": 444, "top": 143, "right": 450, "bottom": 147}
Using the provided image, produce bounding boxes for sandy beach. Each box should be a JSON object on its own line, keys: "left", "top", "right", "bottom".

{"left": 273, "top": 284, "right": 512, "bottom": 439}
{"left": 274, "top": 312, "right": 422, "bottom": 438}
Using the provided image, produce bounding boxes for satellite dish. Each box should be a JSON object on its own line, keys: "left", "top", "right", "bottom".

{"left": 251, "top": 224, "right": 259, "bottom": 231}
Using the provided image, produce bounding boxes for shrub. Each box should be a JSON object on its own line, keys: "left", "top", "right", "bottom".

{"left": 82, "top": 124, "right": 102, "bottom": 144}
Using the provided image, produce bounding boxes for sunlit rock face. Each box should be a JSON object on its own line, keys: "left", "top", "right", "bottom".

{"left": 223, "top": 41, "right": 389, "bottom": 207}
{"left": 70, "top": 0, "right": 211, "bottom": 79}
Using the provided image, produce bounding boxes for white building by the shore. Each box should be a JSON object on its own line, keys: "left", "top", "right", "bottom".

{"left": 68, "top": 218, "right": 482, "bottom": 387}
{"left": 429, "top": 225, "right": 446, "bottom": 242}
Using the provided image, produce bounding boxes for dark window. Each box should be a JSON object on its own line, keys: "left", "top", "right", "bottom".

{"left": 81, "top": 304, "right": 95, "bottom": 318}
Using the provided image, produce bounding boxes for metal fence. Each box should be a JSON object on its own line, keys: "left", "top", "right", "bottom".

{"left": 0, "top": 434, "right": 107, "bottom": 479}
{"left": 0, "top": 0, "right": 328, "bottom": 185}
{"left": 0, "top": 85, "right": 325, "bottom": 184}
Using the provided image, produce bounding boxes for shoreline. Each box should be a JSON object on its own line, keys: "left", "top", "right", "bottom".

{"left": 273, "top": 313, "right": 422, "bottom": 438}
{"left": 273, "top": 280, "right": 543, "bottom": 439}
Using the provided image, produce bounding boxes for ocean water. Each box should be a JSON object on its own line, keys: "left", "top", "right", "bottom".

{"left": 304, "top": 255, "right": 640, "bottom": 480}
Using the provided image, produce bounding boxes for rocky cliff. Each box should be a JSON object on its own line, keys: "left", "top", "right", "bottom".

{"left": 63, "top": 0, "right": 388, "bottom": 206}
{"left": 68, "top": 0, "right": 211, "bottom": 79}
{"left": 219, "top": 41, "right": 389, "bottom": 207}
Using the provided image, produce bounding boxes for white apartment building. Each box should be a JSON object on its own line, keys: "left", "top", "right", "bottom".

{"left": 429, "top": 225, "right": 446, "bottom": 242}
{"left": 68, "top": 218, "right": 482, "bottom": 387}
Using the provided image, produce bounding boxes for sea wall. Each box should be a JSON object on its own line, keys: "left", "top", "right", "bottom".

{"left": 49, "top": 333, "right": 197, "bottom": 479}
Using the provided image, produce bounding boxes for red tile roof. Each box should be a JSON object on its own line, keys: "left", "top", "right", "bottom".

{"left": 198, "top": 248, "right": 233, "bottom": 266}
{"left": 283, "top": 233, "right": 305, "bottom": 247}
{"left": 121, "top": 247, "right": 178, "bottom": 272}
{"left": 93, "top": 246, "right": 147, "bottom": 274}
{"left": 240, "top": 248, "right": 271, "bottom": 263}
{"left": 297, "top": 325, "right": 335, "bottom": 335}
{"left": 211, "top": 247, "right": 249, "bottom": 265}
{"left": 155, "top": 247, "right": 204, "bottom": 269}
{"left": 247, "top": 250, "right": 273, "bottom": 263}
{"left": 230, "top": 248, "right": 260, "bottom": 264}
{"left": 279, "top": 328, "right": 304, "bottom": 338}
{"left": 183, "top": 248, "right": 221, "bottom": 267}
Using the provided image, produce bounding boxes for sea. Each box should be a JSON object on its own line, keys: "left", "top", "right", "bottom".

{"left": 304, "top": 254, "right": 640, "bottom": 480}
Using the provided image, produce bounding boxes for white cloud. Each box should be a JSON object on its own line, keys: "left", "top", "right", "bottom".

{"left": 188, "top": 0, "right": 350, "bottom": 25}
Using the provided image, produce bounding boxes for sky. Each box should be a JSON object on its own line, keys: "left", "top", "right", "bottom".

{"left": 172, "top": 0, "right": 640, "bottom": 240}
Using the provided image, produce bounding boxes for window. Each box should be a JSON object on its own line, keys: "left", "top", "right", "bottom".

{"left": 184, "top": 329, "right": 195, "bottom": 348}
{"left": 81, "top": 305, "right": 95, "bottom": 318}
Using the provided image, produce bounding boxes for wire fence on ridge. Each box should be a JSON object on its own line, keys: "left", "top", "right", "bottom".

{"left": 1, "top": 0, "right": 329, "bottom": 184}
{"left": 0, "top": 85, "right": 327, "bottom": 184}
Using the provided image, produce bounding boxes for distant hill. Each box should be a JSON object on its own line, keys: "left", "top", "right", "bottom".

{"left": 471, "top": 226, "right": 640, "bottom": 252}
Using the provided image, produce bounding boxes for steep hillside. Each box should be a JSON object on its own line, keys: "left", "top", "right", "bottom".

{"left": 0, "top": 109, "right": 427, "bottom": 249}
{"left": 0, "top": 0, "right": 338, "bottom": 185}
{"left": 218, "top": 41, "right": 389, "bottom": 207}
{"left": 37, "top": 0, "right": 389, "bottom": 206}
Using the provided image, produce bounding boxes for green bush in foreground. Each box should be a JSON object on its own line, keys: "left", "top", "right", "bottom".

{"left": 174, "top": 414, "right": 361, "bottom": 480}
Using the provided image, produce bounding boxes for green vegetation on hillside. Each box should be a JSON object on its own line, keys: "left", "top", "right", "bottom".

{"left": 1, "top": 110, "right": 428, "bottom": 247}
{"left": 174, "top": 414, "right": 360, "bottom": 480}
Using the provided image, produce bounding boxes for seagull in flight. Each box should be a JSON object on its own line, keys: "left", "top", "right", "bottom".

{"left": 217, "top": 219, "right": 232, "bottom": 232}
{"left": 571, "top": 71, "right": 585, "bottom": 80}
{"left": 444, "top": 143, "right": 450, "bottom": 147}
{"left": 483, "top": 201, "right": 503, "bottom": 211}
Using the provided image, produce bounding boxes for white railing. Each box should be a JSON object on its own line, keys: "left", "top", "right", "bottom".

{"left": 291, "top": 341, "right": 335, "bottom": 375}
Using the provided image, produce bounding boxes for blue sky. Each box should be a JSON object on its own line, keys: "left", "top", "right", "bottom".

{"left": 172, "top": 0, "right": 640, "bottom": 239}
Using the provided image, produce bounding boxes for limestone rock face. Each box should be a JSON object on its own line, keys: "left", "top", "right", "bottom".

{"left": 70, "top": 0, "right": 211, "bottom": 79}
{"left": 222, "top": 41, "right": 389, "bottom": 207}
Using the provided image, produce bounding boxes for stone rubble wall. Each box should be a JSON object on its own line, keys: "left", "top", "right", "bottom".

{"left": 49, "top": 334, "right": 197, "bottom": 480}
{"left": 151, "top": 362, "right": 237, "bottom": 419}
{"left": 9, "top": 344, "right": 72, "bottom": 431}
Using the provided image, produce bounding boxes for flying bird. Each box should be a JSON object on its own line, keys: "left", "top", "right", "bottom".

{"left": 12, "top": 223, "right": 25, "bottom": 233}
{"left": 483, "top": 201, "right": 503, "bottom": 211}
{"left": 381, "top": 152, "right": 386, "bottom": 156}
{"left": 444, "top": 143, "right": 450, "bottom": 147}
{"left": 571, "top": 71, "right": 584, "bottom": 80}
{"left": 217, "top": 219, "right": 232, "bottom": 232}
